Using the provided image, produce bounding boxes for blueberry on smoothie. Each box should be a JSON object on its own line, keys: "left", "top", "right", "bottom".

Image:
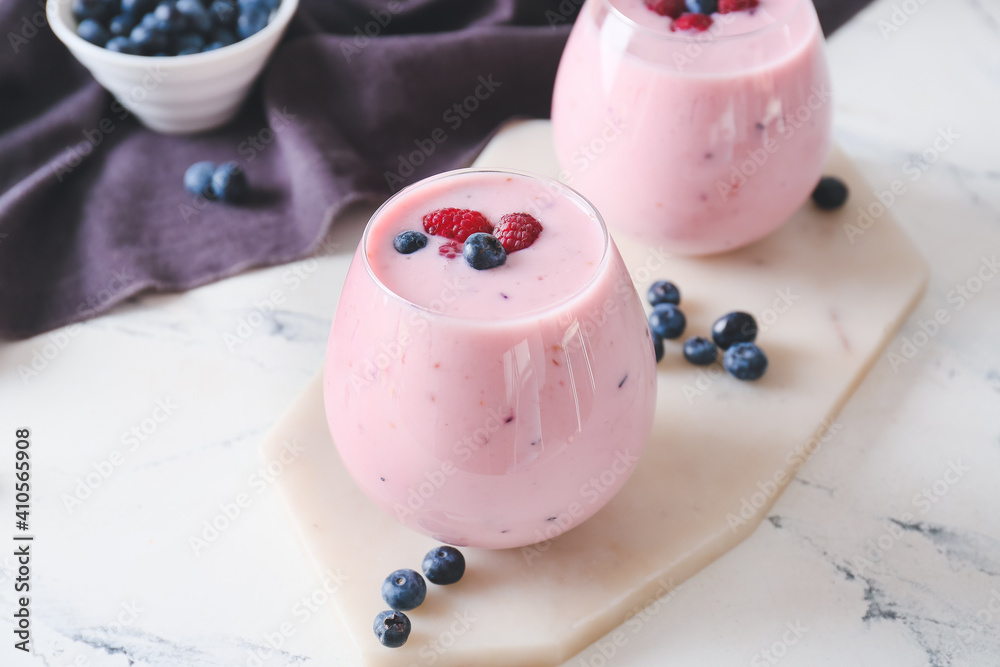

{"left": 373, "top": 610, "right": 411, "bottom": 648}
{"left": 381, "top": 569, "right": 426, "bottom": 611}
{"left": 683, "top": 336, "right": 718, "bottom": 365}
{"left": 422, "top": 546, "right": 465, "bottom": 585}
{"left": 686, "top": 0, "right": 718, "bottom": 13}
{"left": 393, "top": 231, "right": 428, "bottom": 255}
{"left": 647, "top": 280, "right": 681, "bottom": 306}
{"left": 649, "top": 304, "right": 686, "bottom": 340}
{"left": 711, "top": 311, "right": 757, "bottom": 349}
{"left": 463, "top": 233, "right": 507, "bottom": 270}
{"left": 723, "top": 342, "right": 768, "bottom": 381}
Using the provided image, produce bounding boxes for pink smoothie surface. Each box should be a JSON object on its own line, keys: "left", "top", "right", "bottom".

{"left": 324, "top": 170, "right": 657, "bottom": 549}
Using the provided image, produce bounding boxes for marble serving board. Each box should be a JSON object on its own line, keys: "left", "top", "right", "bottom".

{"left": 261, "top": 120, "right": 929, "bottom": 666}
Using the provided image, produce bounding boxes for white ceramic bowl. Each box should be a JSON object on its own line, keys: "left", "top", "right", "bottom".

{"left": 47, "top": 0, "right": 299, "bottom": 134}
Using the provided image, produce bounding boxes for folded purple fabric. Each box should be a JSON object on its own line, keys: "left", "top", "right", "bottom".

{"left": 0, "top": 0, "right": 866, "bottom": 340}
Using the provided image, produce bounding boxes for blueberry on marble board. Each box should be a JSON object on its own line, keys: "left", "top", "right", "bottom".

{"left": 711, "top": 311, "right": 757, "bottom": 349}
{"left": 723, "top": 342, "right": 768, "bottom": 381}
{"left": 649, "top": 304, "right": 686, "bottom": 340}
{"left": 381, "top": 569, "right": 426, "bottom": 611}
{"left": 683, "top": 336, "right": 718, "bottom": 365}
{"left": 373, "top": 610, "right": 411, "bottom": 648}
{"left": 811, "top": 176, "right": 849, "bottom": 210}
{"left": 422, "top": 546, "right": 466, "bottom": 585}
{"left": 647, "top": 280, "right": 681, "bottom": 306}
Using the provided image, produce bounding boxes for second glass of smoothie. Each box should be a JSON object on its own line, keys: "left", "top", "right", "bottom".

{"left": 552, "top": 0, "right": 833, "bottom": 254}
{"left": 323, "top": 169, "right": 658, "bottom": 549}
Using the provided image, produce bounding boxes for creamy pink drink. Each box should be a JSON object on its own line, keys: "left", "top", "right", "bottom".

{"left": 552, "top": 0, "right": 832, "bottom": 254}
{"left": 324, "top": 170, "right": 657, "bottom": 550}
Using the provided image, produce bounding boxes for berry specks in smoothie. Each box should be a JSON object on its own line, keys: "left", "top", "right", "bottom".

{"left": 423, "top": 208, "right": 493, "bottom": 242}
{"left": 645, "top": 0, "right": 686, "bottom": 18}
{"left": 438, "top": 240, "right": 461, "bottom": 258}
{"left": 719, "top": 0, "right": 759, "bottom": 13}
{"left": 619, "top": 374, "right": 629, "bottom": 388}
{"left": 672, "top": 12, "right": 713, "bottom": 31}
{"left": 494, "top": 213, "right": 543, "bottom": 253}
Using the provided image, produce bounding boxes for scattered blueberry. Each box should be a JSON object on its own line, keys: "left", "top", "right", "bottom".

{"left": 210, "top": 162, "right": 249, "bottom": 203}
{"left": 422, "top": 546, "right": 465, "bottom": 585}
{"left": 711, "top": 311, "right": 757, "bottom": 349}
{"left": 77, "top": 19, "right": 111, "bottom": 45}
{"left": 811, "top": 176, "right": 849, "bottom": 211}
{"left": 683, "top": 336, "right": 718, "bottom": 365}
{"left": 649, "top": 304, "right": 686, "bottom": 340}
{"left": 381, "top": 569, "right": 426, "bottom": 611}
{"left": 463, "top": 233, "right": 506, "bottom": 270}
{"left": 237, "top": 5, "right": 269, "bottom": 39}
{"left": 393, "top": 231, "right": 428, "bottom": 255}
{"left": 105, "top": 36, "right": 140, "bottom": 53}
{"left": 647, "top": 280, "right": 681, "bottom": 306}
{"left": 653, "top": 332, "right": 664, "bottom": 363}
{"left": 373, "top": 610, "right": 411, "bottom": 648}
{"left": 686, "top": 0, "right": 718, "bottom": 13}
{"left": 184, "top": 161, "right": 217, "bottom": 198}
{"left": 108, "top": 13, "right": 136, "bottom": 37}
{"left": 723, "top": 342, "right": 768, "bottom": 381}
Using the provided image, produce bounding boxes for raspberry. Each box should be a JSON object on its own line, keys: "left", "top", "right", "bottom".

{"left": 671, "top": 12, "right": 713, "bottom": 31}
{"left": 645, "top": 0, "right": 685, "bottom": 18}
{"left": 422, "top": 208, "right": 492, "bottom": 242}
{"left": 494, "top": 213, "right": 543, "bottom": 253}
{"left": 438, "top": 240, "right": 461, "bottom": 259}
{"left": 718, "top": 0, "right": 759, "bottom": 13}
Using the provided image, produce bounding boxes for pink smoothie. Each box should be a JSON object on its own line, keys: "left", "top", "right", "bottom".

{"left": 552, "top": 0, "right": 832, "bottom": 254}
{"left": 324, "top": 170, "right": 657, "bottom": 549}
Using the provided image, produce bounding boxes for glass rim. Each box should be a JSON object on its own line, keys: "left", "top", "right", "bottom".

{"left": 598, "top": 0, "right": 808, "bottom": 45}
{"left": 360, "top": 168, "right": 613, "bottom": 325}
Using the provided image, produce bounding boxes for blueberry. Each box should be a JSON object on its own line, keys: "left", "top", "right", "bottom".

{"left": 683, "top": 336, "right": 718, "bottom": 365}
{"left": 393, "top": 231, "right": 428, "bottom": 255}
{"left": 236, "top": 5, "right": 270, "bottom": 39}
{"left": 139, "top": 12, "right": 159, "bottom": 30}
{"left": 176, "top": 0, "right": 213, "bottom": 33}
{"left": 210, "top": 162, "right": 249, "bottom": 203}
{"left": 210, "top": 27, "right": 236, "bottom": 45}
{"left": 711, "top": 311, "right": 757, "bottom": 350}
{"left": 373, "top": 610, "right": 410, "bottom": 648}
{"left": 381, "top": 569, "right": 426, "bottom": 611}
{"left": 105, "top": 36, "right": 140, "bottom": 53}
{"left": 463, "top": 233, "right": 506, "bottom": 270}
{"left": 685, "top": 0, "right": 718, "bottom": 13}
{"left": 72, "top": 0, "right": 114, "bottom": 22}
{"left": 647, "top": 280, "right": 681, "bottom": 306}
{"left": 184, "top": 162, "right": 216, "bottom": 198}
{"left": 653, "top": 332, "right": 664, "bottom": 363}
{"left": 154, "top": 1, "right": 187, "bottom": 33}
{"left": 129, "top": 24, "right": 169, "bottom": 53}
{"left": 422, "top": 546, "right": 465, "bottom": 585}
{"left": 202, "top": 41, "right": 225, "bottom": 51}
{"left": 77, "top": 19, "right": 110, "bottom": 45}
{"left": 209, "top": 0, "right": 238, "bottom": 28}
{"left": 121, "top": 0, "right": 156, "bottom": 16}
{"left": 811, "top": 176, "right": 849, "bottom": 211}
{"left": 723, "top": 342, "right": 768, "bottom": 381}
{"left": 175, "top": 31, "right": 205, "bottom": 52}
{"left": 109, "top": 14, "right": 137, "bottom": 37}
{"left": 649, "top": 304, "right": 686, "bottom": 340}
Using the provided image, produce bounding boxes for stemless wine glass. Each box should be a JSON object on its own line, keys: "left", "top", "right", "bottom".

{"left": 323, "top": 169, "right": 657, "bottom": 550}
{"left": 552, "top": 0, "right": 833, "bottom": 255}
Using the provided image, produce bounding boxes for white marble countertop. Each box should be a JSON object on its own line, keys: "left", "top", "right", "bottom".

{"left": 3, "top": 0, "right": 999, "bottom": 664}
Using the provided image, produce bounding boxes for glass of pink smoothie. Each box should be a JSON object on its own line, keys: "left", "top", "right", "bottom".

{"left": 552, "top": 0, "right": 833, "bottom": 255}
{"left": 323, "top": 169, "right": 657, "bottom": 549}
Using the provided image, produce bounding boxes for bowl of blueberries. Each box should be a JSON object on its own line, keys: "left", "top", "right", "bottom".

{"left": 47, "top": 0, "right": 298, "bottom": 134}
